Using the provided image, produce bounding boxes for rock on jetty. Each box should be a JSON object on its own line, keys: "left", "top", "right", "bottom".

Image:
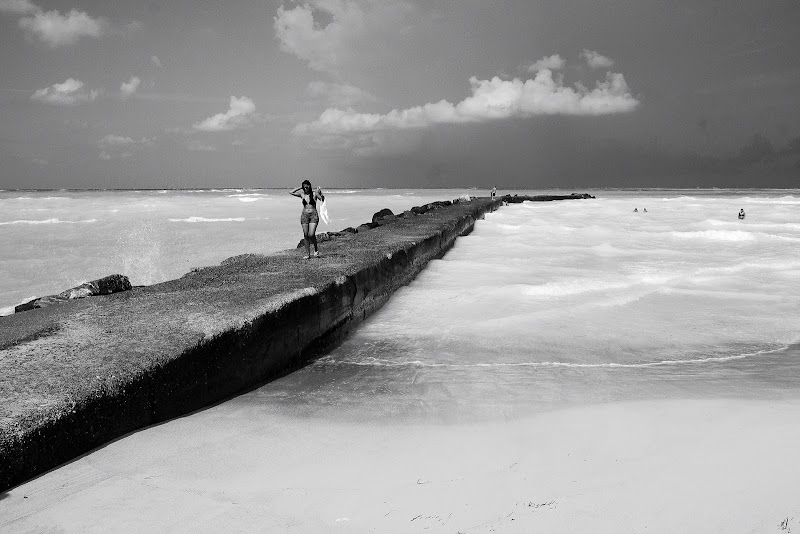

{"left": 0, "top": 193, "right": 594, "bottom": 491}
{"left": 14, "top": 274, "right": 132, "bottom": 313}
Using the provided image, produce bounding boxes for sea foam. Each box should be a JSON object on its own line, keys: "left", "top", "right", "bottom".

{"left": 322, "top": 346, "right": 781, "bottom": 369}
{"left": 0, "top": 218, "right": 97, "bottom": 225}
{"left": 671, "top": 230, "right": 756, "bottom": 241}
{"left": 168, "top": 217, "right": 246, "bottom": 223}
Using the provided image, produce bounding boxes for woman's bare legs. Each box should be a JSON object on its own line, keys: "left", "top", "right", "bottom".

{"left": 307, "top": 221, "right": 319, "bottom": 255}
{"left": 301, "top": 221, "right": 319, "bottom": 258}
{"left": 301, "top": 222, "right": 311, "bottom": 258}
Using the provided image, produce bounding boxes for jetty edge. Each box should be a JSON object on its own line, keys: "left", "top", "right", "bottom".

{"left": 0, "top": 193, "right": 594, "bottom": 492}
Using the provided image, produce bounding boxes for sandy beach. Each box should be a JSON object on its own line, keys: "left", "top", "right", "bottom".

{"left": 2, "top": 397, "right": 798, "bottom": 533}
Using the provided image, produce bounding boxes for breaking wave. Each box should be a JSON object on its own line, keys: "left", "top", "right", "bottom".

{"left": 0, "top": 218, "right": 97, "bottom": 225}
{"left": 671, "top": 230, "right": 755, "bottom": 241}
{"left": 323, "top": 347, "right": 781, "bottom": 369}
{"left": 168, "top": 216, "right": 246, "bottom": 223}
{"left": 227, "top": 193, "right": 270, "bottom": 202}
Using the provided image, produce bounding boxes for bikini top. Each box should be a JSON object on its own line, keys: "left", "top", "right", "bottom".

{"left": 302, "top": 193, "right": 316, "bottom": 208}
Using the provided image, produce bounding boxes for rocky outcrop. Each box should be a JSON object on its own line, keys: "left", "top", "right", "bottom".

{"left": 14, "top": 274, "right": 132, "bottom": 313}
{"left": 372, "top": 208, "right": 395, "bottom": 224}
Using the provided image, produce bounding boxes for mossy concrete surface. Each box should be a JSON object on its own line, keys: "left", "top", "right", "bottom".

{"left": 0, "top": 194, "right": 593, "bottom": 492}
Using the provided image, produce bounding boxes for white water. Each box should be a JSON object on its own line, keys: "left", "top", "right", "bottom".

{"left": 243, "top": 190, "right": 800, "bottom": 420}
{"left": 2, "top": 189, "right": 799, "bottom": 412}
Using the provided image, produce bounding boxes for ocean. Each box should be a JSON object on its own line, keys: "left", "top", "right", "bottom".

{"left": 247, "top": 188, "right": 800, "bottom": 421}
{"left": 3, "top": 188, "right": 798, "bottom": 412}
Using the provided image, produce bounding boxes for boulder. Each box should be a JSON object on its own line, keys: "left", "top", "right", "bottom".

{"left": 92, "top": 274, "right": 132, "bottom": 294}
{"left": 356, "top": 222, "right": 380, "bottom": 232}
{"left": 411, "top": 200, "right": 453, "bottom": 215}
{"left": 411, "top": 205, "right": 430, "bottom": 215}
{"left": 14, "top": 274, "right": 132, "bottom": 313}
{"left": 374, "top": 214, "right": 396, "bottom": 225}
{"left": 371, "top": 208, "right": 394, "bottom": 224}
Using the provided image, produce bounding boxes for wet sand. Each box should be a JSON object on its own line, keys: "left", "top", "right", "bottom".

{"left": 2, "top": 397, "right": 799, "bottom": 533}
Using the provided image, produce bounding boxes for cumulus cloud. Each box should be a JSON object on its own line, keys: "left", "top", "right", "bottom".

{"left": 528, "top": 54, "right": 565, "bottom": 72}
{"left": 31, "top": 78, "right": 99, "bottom": 105}
{"left": 581, "top": 49, "right": 615, "bottom": 69}
{"left": 120, "top": 76, "right": 140, "bottom": 98}
{"left": 295, "top": 70, "right": 640, "bottom": 136}
{"left": 0, "top": 0, "right": 37, "bottom": 15}
{"left": 11, "top": 2, "right": 107, "bottom": 47}
{"left": 98, "top": 134, "right": 151, "bottom": 148}
{"left": 151, "top": 55, "right": 162, "bottom": 68}
{"left": 193, "top": 96, "right": 257, "bottom": 132}
{"left": 305, "top": 81, "right": 376, "bottom": 107}
{"left": 274, "top": 1, "right": 358, "bottom": 75}
{"left": 274, "top": 0, "right": 415, "bottom": 76}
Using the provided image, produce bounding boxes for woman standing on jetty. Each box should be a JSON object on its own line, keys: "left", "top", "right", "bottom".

{"left": 290, "top": 180, "right": 325, "bottom": 259}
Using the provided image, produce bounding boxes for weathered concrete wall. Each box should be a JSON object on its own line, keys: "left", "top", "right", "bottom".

{"left": 0, "top": 194, "right": 593, "bottom": 492}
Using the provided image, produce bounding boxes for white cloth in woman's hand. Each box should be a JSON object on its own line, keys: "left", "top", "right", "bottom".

{"left": 319, "top": 200, "right": 330, "bottom": 224}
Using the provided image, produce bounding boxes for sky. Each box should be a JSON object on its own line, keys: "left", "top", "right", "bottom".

{"left": 1, "top": 0, "right": 799, "bottom": 190}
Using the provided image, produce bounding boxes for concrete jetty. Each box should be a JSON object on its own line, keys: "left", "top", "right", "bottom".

{"left": 0, "top": 194, "right": 593, "bottom": 492}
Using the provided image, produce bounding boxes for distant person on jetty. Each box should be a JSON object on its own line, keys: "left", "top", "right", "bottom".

{"left": 290, "top": 180, "right": 325, "bottom": 259}
{"left": 738, "top": 208, "right": 746, "bottom": 220}
{"left": 491, "top": 186, "right": 497, "bottom": 198}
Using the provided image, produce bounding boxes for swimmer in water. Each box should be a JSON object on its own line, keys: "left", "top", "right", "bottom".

{"left": 738, "top": 208, "right": 746, "bottom": 220}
